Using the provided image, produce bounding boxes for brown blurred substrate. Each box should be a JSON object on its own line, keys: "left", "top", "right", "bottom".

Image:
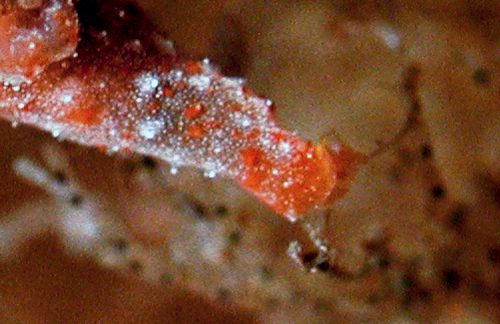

{"left": 0, "top": 233, "right": 255, "bottom": 323}
{"left": 1, "top": 0, "right": 499, "bottom": 322}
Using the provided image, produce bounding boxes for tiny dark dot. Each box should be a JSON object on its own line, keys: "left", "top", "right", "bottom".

{"left": 192, "top": 202, "right": 205, "bottom": 217}
{"left": 473, "top": 68, "right": 490, "bottom": 85}
{"left": 363, "top": 235, "right": 387, "bottom": 253}
{"left": 401, "top": 275, "right": 413, "bottom": 290}
{"left": 401, "top": 275, "right": 415, "bottom": 303}
{"left": 316, "top": 261, "right": 330, "bottom": 272}
{"left": 367, "top": 294, "right": 381, "bottom": 305}
{"left": 129, "top": 260, "right": 143, "bottom": 273}
{"left": 260, "top": 266, "right": 275, "bottom": 281}
{"left": 442, "top": 269, "right": 460, "bottom": 290}
{"left": 420, "top": 145, "right": 432, "bottom": 159}
{"left": 265, "top": 297, "right": 280, "bottom": 310}
{"left": 53, "top": 171, "right": 67, "bottom": 184}
{"left": 141, "top": 156, "right": 157, "bottom": 170}
{"left": 160, "top": 273, "right": 173, "bottom": 284}
{"left": 227, "top": 231, "right": 242, "bottom": 245}
{"left": 215, "top": 205, "right": 228, "bottom": 217}
{"left": 302, "top": 252, "right": 318, "bottom": 264}
{"left": 418, "top": 289, "right": 431, "bottom": 301}
{"left": 314, "top": 299, "right": 331, "bottom": 312}
{"left": 216, "top": 288, "right": 230, "bottom": 301}
{"left": 397, "top": 148, "right": 414, "bottom": 166}
{"left": 70, "top": 194, "right": 83, "bottom": 206}
{"left": 431, "top": 185, "right": 445, "bottom": 199}
{"left": 183, "top": 197, "right": 206, "bottom": 218}
{"left": 111, "top": 238, "right": 129, "bottom": 252}
{"left": 378, "top": 256, "right": 391, "bottom": 269}
{"left": 493, "top": 184, "right": 500, "bottom": 208}
{"left": 487, "top": 246, "right": 500, "bottom": 265}
{"left": 290, "top": 290, "right": 306, "bottom": 303}
{"left": 449, "top": 207, "right": 466, "bottom": 230}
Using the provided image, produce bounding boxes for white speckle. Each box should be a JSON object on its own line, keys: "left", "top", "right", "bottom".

{"left": 328, "top": 141, "right": 342, "bottom": 153}
{"left": 265, "top": 99, "right": 273, "bottom": 106}
{"left": 223, "top": 77, "right": 245, "bottom": 91}
{"left": 60, "top": 211, "right": 100, "bottom": 249}
{"left": 202, "top": 58, "right": 211, "bottom": 66}
{"left": 279, "top": 141, "right": 292, "bottom": 154}
{"left": 135, "top": 73, "right": 160, "bottom": 95}
{"left": 28, "top": 42, "right": 36, "bottom": 49}
{"left": 229, "top": 77, "right": 246, "bottom": 86}
{"left": 240, "top": 115, "right": 252, "bottom": 128}
{"left": 195, "top": 222, "right": 224, "bottom": 263}
{"left": 51, "top": 128, "right": 62, "bottom": 138}
{"left": 138, "top": 119, "right": 165, "bottom": 140}
{"left": 260, "top": 136, "right": 272, "bottom": 148}
{"left": 156, "top": 39, "right": 176, "bottom": 55}
{"left": 201, "top": 58, "right": 218, "bottom": 74}
{"left": 204, "top": 170, "right": 217, "bottom": 179}
{"left": 118, "top": 10, "right": 125, "bottom": 18}
{"left": 283, "top": 179, "right": 293, "bottom": 188}
{"left": 171, "top": 69, "right": 184, "bottom": 80}
{"left": 188, "top": 75, "right": 211, "bottom": 91}
{"left": 12, "top": 85, "right": 20, "bottom": 92}
{"left": 170, "top": 166, "right": 179, "bottom": 175}
{"left": 374, "top": 23, "right": 400, "bottom": 50}
{"left": 17, "top": 103, "right": 25, "bottom": 109}
{"left": 61, "top": 93, "right": 73, "bottom": 104}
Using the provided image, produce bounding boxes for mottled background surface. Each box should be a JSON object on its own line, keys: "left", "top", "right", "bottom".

{"left": 0, "top": 0, "right": 498, "bottom": 322}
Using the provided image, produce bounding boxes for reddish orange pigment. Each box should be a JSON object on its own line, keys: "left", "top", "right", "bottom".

{"left": 0, "top": 0, "right": 361, "bottom": 221}
{"left": 240, "top": 147, "right": 262, "bottom": 168}
{"left": 184, "top": 62, "right": 203, "bottom": 75}
{"left": 162, "top": 86, "right": 175, "bottom": 97}
{"left": 184, "top": 104, "right": 205, "bottom": 120}
{"left": 0, "top": 0, "right": 79, "bottom": 84}
{"left": 186, "top": 124, "right": 205, "bottom": 139}
{"left": 63, "top": 107, "right": 102, "bottom": 126}
{"left": 240, "top": 145, "right": 334, "bottom": 217}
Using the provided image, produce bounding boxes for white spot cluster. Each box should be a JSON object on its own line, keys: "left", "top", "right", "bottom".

{"left": 135, "top": 72, "right": 161, "bottom": 96}
{"left": 0, "top": 3, "right": 328, "bottom": 219}
{"left": 138, "top": 119, "right": 165, "bottom": 139}
{"left": 372, "top": 23, "right": 401, "bottom": 50}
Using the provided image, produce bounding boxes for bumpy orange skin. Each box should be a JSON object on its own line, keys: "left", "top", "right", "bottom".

{"left": 237, "top": 137, "right": 341, "bottom": 220}
{"left": 0, "top": 0, "right": 79, "bottom": 83}
{"left": 0, "top": 0, "right": 359, "bottom": 221}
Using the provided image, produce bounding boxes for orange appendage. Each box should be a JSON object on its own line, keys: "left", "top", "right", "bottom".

{"left": 0, "top": 0, "right": 361, "bottom": 221}
{"left": 237, "top": 135, "right": 350, "bottom": 221}
{"left": 63, "top": 106, "right": 103, "bottom": 126}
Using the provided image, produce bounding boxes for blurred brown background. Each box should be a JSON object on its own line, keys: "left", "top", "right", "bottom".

{"left": 0, "top": 0, "right": 499, "bottom": 323}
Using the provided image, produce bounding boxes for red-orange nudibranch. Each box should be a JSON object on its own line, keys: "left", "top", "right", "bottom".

{"left": 0, "top": 0, "right": 361, "bottom": 221}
